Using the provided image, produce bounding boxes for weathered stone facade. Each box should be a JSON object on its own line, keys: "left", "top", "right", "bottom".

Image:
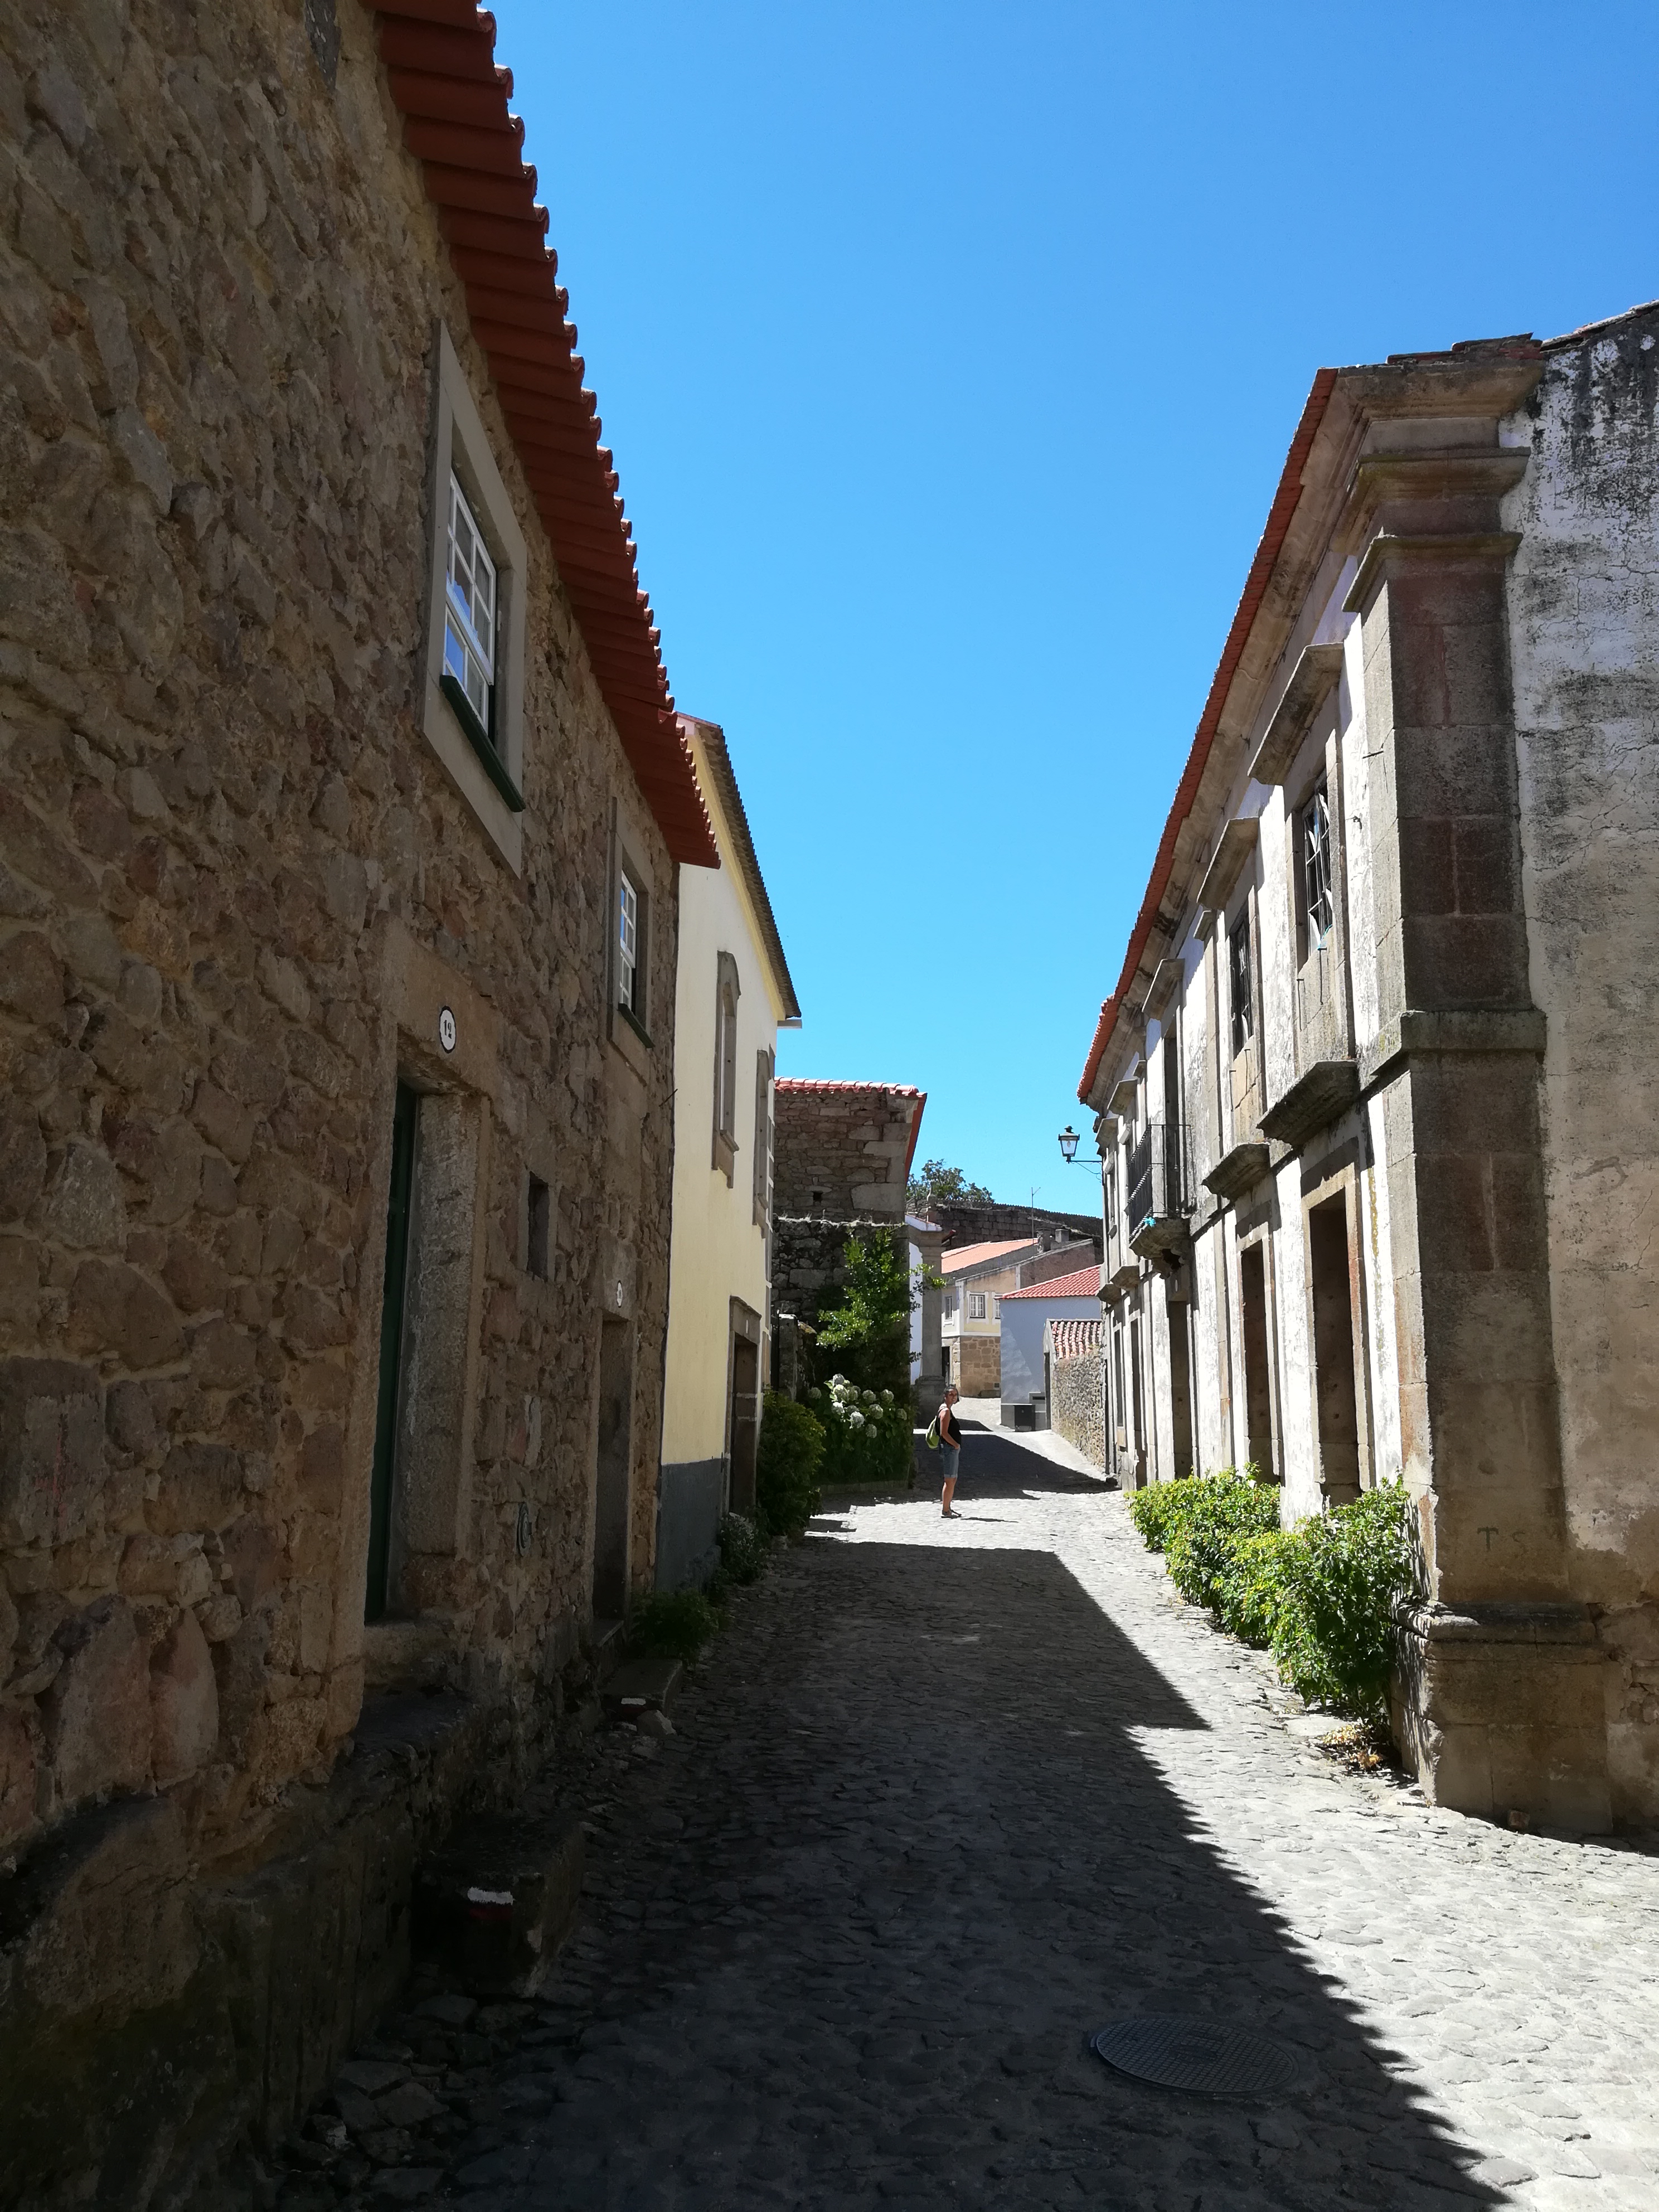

{"left": 1046, "top": 1319, "right": 1105, "bottom": 1467}
{"left": 770, "top": 1081, "right": 926, "bottom": 1390}
{"left": 1079, "top": 305, "right": 1659, "bottom": 1830}
{"left": 0, "top": 2, "right": 705, "bottom": 2199}
{"left": 772, "top": 1079, "right": 924, "bottom": 1222}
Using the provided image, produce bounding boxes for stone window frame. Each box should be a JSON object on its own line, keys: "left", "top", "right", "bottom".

{"left": 712, "top": 952, "right": 740, "bottom": 1183}
{"left": 419, "top": 323, "right": 529, "bottom": 875}
{"left": 605, "top": 800, "right": 653, "bottom": 1076}
{"left": 1228, "top": 901, "right": 1255, "bottom": 1060}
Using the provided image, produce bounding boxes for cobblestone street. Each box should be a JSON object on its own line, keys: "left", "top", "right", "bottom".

{"left": 308, "top": 1418, "right": 1659, "bottom": 2211}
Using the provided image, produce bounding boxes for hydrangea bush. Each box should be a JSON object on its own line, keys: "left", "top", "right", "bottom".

{"left": 809, "top": 1374, "right": 914, "bottom": 1486}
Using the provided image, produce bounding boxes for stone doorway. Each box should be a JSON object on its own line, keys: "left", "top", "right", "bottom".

{"left": 1239, "top": 1240, "right": 1276, "bottom": 1478}
{"left": 1307, "top": 1193, "right": 1362, "bottom": 1503}
{"left": 1167, "top": 1291, "right": 1195, "bottom": 1479}
{"left": 592, "top": 1317, "right": 633, "bottom": 1623}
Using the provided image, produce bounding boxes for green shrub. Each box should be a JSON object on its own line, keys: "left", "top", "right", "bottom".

{"left": 1269, "top": 1482, "right": 1411, "bottom": 1721}
{"left": 1127, "top": 1476, "right": 1195, "bottom": 1553}
{"left": 809, "top": 1374, "right": 914, "bottom": 1487}
{"left": 1217, "top": 1526, "right": 1297, "bottom": 1647}
{"left": 812, "top": 1229, "right": 915, "bottom": 1399}
{"left": 717, "top": 1511, "right": 767, "bottom": 1586}
{"left": 629, "top": 1589, "right": 722, "bottom": 1665}
{"left": 755, "top": 1391, "right": 825, "bottom": 1536}
{"left": 1163, "top": 1469, "right": 1282, "bottom": 1612}
{"left": 1127, "top": 1466, "right": 1414, "bottom": 1724}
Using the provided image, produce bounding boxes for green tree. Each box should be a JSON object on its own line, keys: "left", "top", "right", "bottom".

{"left": 814, "top": 1228, "right": 915, "bottom": 1396}
{"left": 906, "top": 1157, "right": 993, "bottom": 1214}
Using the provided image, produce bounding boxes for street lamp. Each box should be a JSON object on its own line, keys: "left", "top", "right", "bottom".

{"left": 1058, "top": 1124, "right": 1080, "bottom": 1163}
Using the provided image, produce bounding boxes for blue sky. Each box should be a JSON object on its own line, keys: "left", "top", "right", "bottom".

{"left": 496, "top": 1, "right": 1656, "bottom": 1211}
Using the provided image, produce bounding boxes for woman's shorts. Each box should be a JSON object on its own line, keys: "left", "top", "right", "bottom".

{"left": 940, "top": 1444, "right": 961, "bottom": 1484}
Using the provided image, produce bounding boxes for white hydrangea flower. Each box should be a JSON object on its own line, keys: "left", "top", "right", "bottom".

{"left": 880, "top": 1389, "right": 894, "bottom": 1403}
{"left": 848, "top": 1410, "right": 865, "bottom": 1428}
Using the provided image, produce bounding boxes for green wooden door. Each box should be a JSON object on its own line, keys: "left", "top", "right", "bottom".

{"left": 365, "top": 1082, "right": 418, "bottom": 1623}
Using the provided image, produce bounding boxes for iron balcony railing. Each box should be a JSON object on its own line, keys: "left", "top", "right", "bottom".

{"left": 1126, "top": 1118, "right": 1192, "bottom": 1235}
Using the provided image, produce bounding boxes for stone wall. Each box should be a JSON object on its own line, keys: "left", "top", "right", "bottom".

{"left": 773, "top": 1081, "right": 921, "bottom": 1221}
{"left": 0, "top": 2, "right": 679, "bottom": 2199}
{"left": 1506, "top": 305, "right": 1659, "bottom": 1823}
{"left": 1050, "top": 1346, "right": 1106, "bottom": 1468}
{"left": 953, "top": 1332, "right": 1001, "bottom": 1397}
{"left": 772, "top": 1215, "right": 881, "bottom": 1330}
{"left": 930, "top": 1199, "right": 1099, "bottom": 1254}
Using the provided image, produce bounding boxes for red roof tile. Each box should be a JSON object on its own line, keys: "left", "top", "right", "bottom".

{"left": 774, "top": 1081, "right": 925, "bottom": 1097}
{"left": 362, "top": 2, "right": 716, "bottom": 867}
{"left": 1002, "top": 1264, "right": 1103, "bottom": 1302}
{"left": 1046, "top": 1317, "right": 1102, "bottom": 1360}
{"left": 939, "top": 1239, "right": 1036, "bottom": 1275}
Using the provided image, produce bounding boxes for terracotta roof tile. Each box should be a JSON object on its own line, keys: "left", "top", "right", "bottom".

{"left": 1002, "top": 1264, "right": 1104, "bottom": 1302}
{"left": 362, "top": 2, "right": 716, "bottom": 866}
{"left": 939, "top": 1239, "right": 1036, "bottom": 1275}
{"left": 1046, "top": 1317, "right": 1102, "bottom": 1360}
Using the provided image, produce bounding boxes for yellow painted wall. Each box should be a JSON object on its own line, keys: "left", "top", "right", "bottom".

{"left": 661, "top": 730, "right": 793, "bottom": 1466}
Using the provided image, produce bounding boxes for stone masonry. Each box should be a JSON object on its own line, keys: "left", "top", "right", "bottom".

{"left": 1046, "top": 1318, "right": 1105, "bottom": 1468}
{"left": 770, "top": 1079, "right": 925, "bottom": 1379}
{"left": 0, "top": 3, "right": 702, "bottom": 2203}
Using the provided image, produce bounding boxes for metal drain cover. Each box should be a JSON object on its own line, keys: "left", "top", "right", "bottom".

{"left": 1090, "top": 2016, "right": 1303, "bottom": 2096}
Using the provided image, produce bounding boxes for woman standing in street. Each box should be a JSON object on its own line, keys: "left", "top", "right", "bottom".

{"left": 939, "top": 1385, "right": 964, "bottom": 1517}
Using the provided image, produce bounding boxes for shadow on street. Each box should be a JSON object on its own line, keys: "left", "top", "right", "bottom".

{"left": 503, "top": 1529, "right": 1501, "bottom": 2210}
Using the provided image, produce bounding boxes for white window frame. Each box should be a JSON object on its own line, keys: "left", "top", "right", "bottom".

{"left": 443, "top": 474, "right": 496, "bottom": 731}
{"left": 992, "top": 1294, "right": 1001, "bottom": 1319}
{"left": 968, "top": 1292, "right": 987, "bottom": 1321}
{"left": 618, "top": 870, "right": 639, "bottom": 1015}
{"left": 421, "top": 324, "right": 528, "bottom": 874}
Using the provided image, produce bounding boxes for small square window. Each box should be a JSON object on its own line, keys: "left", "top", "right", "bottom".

{"left": 526, "top": 1176, "right": 550, "bottom": 1280}
{"left": 619, "top": 871, "right": 639, "bottom": 1016}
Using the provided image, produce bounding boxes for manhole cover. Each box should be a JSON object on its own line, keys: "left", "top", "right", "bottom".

{"left": 1090, "top": 2016, "right": 1303, "bottom": 2096}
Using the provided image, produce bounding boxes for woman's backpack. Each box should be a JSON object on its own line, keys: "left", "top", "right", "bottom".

{"left": 924, "top": 1414, "right": 941, "bottom": 1451}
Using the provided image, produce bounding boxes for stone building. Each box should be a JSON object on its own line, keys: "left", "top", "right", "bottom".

{"left": 658, "top": 716, "right": 799, "bottom": 1584}
{"left": 0, "top": 1, "right": 717, "bottom": 2199}
{"left": 1078, "top": 303, "right": 1659, "bottom": 1830}
{"left": 768, "top": 1079, "right": 925, "bottom": 1379}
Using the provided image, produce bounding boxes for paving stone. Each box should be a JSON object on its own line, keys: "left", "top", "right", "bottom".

{"left": 284, "top": 1429, "right": 1659, "bottom": 2207}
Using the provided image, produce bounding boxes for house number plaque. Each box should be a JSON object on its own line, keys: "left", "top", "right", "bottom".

{"left": 438, "top": 1006, "right": 457, "bottom": 1054}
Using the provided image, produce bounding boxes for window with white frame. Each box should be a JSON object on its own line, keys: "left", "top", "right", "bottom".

{"left": 992, "top": 1294, "right": 1001, "bottom": 1318}
{"left": 943, "top": 1288, "right": 959, "bottom": 1318}
{"left": 421, "top": 328, "right": 527, "bottom": 861}
{"left": 618, "top": 869, "right": 639, "bottom": 1016}
{"left": 443, "top": 475, "right": 496, "bottom": 740}
{"left": 968, "top": 1292, "right": 987, "bottom": 1321}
